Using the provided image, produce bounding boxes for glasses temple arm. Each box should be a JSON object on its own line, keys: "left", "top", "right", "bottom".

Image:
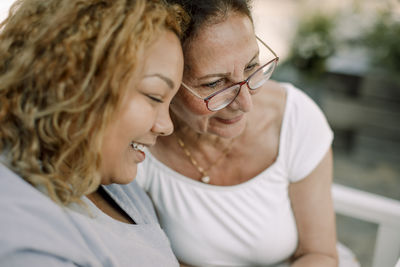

{"left": 181, "top": 82, "right": 204, "bottom": 99}
{"left": 256, "top": 35, "right": 278, "bottom": 59}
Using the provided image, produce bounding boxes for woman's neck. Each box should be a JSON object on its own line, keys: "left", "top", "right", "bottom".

{"left": 174, "top": 124, "right": 239, "bottom": 151}
{"left": 87, "top": 187, "right": 135, "bottom": 224}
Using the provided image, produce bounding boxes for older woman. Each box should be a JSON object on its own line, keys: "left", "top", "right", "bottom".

{"left": 0, "top": 0, "right": 185, "bottom": 266}
{"left": 134, "top": 0, "right": 340, "bottom": 266}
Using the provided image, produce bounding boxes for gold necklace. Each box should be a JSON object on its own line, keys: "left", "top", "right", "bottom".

{"left": 177, "top": 136, "right": 235, "bottom": 184}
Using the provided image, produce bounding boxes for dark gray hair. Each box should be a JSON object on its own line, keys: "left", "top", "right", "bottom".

{"left": 165, "top": 0, "right": 252, "bottom": 44}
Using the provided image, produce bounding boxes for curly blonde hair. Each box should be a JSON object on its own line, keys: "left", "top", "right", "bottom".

{"left": 0, "top": 0, "right": 187, "bottom": 205}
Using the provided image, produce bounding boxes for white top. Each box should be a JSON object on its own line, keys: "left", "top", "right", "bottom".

{"left": 0, "top": 163, "right": 178, "bottom": 267}
{"left": 136, "top": 83, "right": 333, "bottom": 266}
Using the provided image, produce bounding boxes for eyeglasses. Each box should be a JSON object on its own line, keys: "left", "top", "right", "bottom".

{"left": 181, "top": 36, "right": 279, "bottom": 111}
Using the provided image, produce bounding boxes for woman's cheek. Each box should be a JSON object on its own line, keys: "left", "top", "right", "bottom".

{"left": 126, "top": 100, "right": 155, "bottom": 134}
{"left": 173, "top": 89, "right": 212, "bottom": 116}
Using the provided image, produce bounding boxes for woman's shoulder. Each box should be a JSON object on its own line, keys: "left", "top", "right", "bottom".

{"left": 257, "top": 81, "right": 327, "bottom": 123}
{"left": 0, "top": 163, "right": 80, "bottom": 232}
{"left": 0, "top": 163, "right": 58, "bottom": 212}
{"left": 0, "top": 164, "right": 95, "bottom": 263}
{"left": 255, "top": 80, "right": 286, "bottom": 112}
{"left": 258, "top": 80, "right": 287, "bottom": 102}
{"left": 250, "top": 80, "right": 287, "bottom": 132}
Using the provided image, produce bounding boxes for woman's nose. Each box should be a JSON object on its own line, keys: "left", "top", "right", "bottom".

{"left": 230, "top": 84, "right": 253, "bottom": 112}
{"left": 152, "top": 108, "right": 174, "bottom": 136}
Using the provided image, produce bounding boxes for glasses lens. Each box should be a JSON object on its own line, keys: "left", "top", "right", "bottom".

{"left": 207, "top": 85, "right": 241, "bottom": 111}
{"left": 248, "top": 60, "right": 277, "bottom": 90}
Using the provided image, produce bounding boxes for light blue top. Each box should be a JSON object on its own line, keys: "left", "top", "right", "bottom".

{"left": 0, "top": 163, "right": 178, "bottom": 267}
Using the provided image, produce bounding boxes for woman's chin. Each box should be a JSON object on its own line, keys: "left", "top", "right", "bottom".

{"left": 110, "top": 166, "right": 138, "bottom": 185}
{"left": 208, "top": 116, "right": 247, "bottom": 139}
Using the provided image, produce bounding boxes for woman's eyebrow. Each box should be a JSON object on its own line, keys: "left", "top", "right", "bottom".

{"left": 197, "top": 72, "right": 231, "bottom": 81}
{"left": 196, "top": 50, "right": 260, "bottom": 81}
{"left": 144, "top": 74, "right": 174, "bottom": 89}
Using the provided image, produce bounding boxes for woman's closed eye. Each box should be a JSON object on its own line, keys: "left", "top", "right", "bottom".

{"left": 202, "top": 79, "right": 224, "bottom": 89}
{"left": 139, "top": 76, "right": 170, "bottom": 104}
{"left": 200, "top": 62, "right": 259, "bottom": 91}
{"left": 245, "top": 62, "right": 259, "bottom": 73}
{"left": 146, "top": 94, "right": 164, "bottom": 103}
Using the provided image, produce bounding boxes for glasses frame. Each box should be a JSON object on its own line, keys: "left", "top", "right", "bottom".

{"left": 181, "top": 36, "right": 279, "bottom": 111}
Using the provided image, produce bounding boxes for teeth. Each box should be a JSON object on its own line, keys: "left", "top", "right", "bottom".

{"left": 130, "top": 142, "right": 145, "bottom": 152}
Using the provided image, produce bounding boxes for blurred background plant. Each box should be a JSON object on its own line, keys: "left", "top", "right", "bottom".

{"left": 363, "top": 7, "right": 400, "bottom": 77}
{"left": 287, "top": 12, "right": 337, "bottom": 75}
{"left": 283, "top": 1, "right": 400, "bottom": 80}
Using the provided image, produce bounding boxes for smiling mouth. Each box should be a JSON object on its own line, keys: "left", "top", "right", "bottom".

{"left": 130, "top": 142, "right": 146, "bottom": 152}
{"left": 215, "top": 114, "right": 243, "bottom": 124}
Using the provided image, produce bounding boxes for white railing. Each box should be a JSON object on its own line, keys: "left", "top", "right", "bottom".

{"left": 332, "top": 183, "right": 400, "bottom": 267}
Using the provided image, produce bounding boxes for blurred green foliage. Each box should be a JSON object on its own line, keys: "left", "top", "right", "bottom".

{"left": 287, "top": 13, "right": 337, "bottom": 75}
{"left": 363, "top": 9, "right": 400, "bottom": 75}
{"left": 286, "top": 5, "right": 400, "bottom": 78}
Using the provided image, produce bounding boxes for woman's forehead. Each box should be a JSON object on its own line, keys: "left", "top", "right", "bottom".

{"left": 185, "top": 14, "right": 255, "bottom": 56}
{"left": 195, "top": 12, "right": 254, "bottom": 45}
{"left": 184, "top": 25, "right": 258, "bottom": 79}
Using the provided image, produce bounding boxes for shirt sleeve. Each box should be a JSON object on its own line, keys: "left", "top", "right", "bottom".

{"left": 0, "top": 252, "right": 78, "bottom": 267}
{"left": 284, "top": 86, "right": 333, "bottom": 182}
